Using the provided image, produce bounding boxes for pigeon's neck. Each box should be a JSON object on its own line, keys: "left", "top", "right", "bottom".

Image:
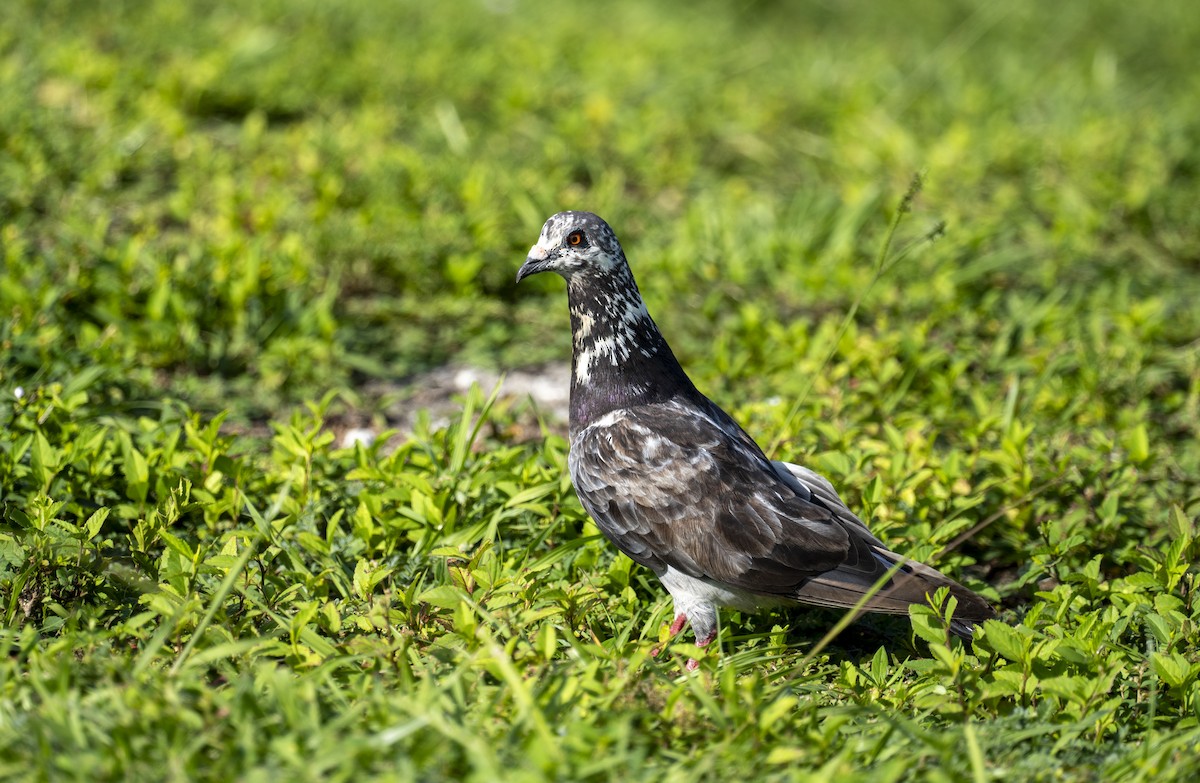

{"left": 565, "top": 269, "right": 694, "bottom": 437}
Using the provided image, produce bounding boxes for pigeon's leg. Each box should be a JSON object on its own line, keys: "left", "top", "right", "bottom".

{"left": 655, "top": 583, "right": 719, "bottom": 670}
{"left": 651, "top": 613, "right": 690, "bottom": 657}
{"left": 684, "top": 627, "right": 718, "bottom": 672}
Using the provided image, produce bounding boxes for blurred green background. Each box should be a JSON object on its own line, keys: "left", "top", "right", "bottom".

{"left": 5, "top": 0, "right": 1197, "bottom": 418}
{"left": 2, "top": 0, "right": 1199, "bottom": 780}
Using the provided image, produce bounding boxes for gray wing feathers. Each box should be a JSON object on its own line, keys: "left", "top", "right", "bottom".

{"left": 771, "top": 460, "right": 883, "bottom": 545}
{"left": 568, "top": 402, "right": 850, "bottom": 589}
{"left": 569, "top": 399, "right": 995, "bottom": 629}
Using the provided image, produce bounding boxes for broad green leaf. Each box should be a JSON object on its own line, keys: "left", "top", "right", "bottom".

{"left": 979, "top": 620, "right": 1027, "bottom": 663}
{"left": 1151, "top": 652, "right": 1196, "bottom": 689}
{"left": 30, "top": 431, "right": 59, "bottom": 488}
{"left": 83, "top": 508, "right": 110, "bottom": 541}
{"left": 419, "top": 584, "right": 467, "bottom": 610}
{"left": 1122, "top": 423, "right": 1150, "bottom": 463}
{"left": 158, "top": 529, "right": 195, "bottom": 560}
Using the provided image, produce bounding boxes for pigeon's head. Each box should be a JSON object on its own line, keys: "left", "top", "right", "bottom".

{"left": 516, "top": 211, "right": 627, "bottom": 284}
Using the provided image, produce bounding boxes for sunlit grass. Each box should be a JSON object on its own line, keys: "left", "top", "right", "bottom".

{"left": 1, "top": 0, "right": 1199, "bottom": 780}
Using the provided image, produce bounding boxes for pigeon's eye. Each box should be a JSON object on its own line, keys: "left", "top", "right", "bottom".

{"left": 566, "top": 231, "right": 587, "bottom": 248}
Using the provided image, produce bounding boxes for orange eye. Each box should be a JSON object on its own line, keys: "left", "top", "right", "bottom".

{"left": 566, "top": 231, "right": 585, "bottom": 247}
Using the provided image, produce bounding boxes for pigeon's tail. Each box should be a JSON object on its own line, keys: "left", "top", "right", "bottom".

{"left": 791, "top": 547, "right": 995, "bottom": 640}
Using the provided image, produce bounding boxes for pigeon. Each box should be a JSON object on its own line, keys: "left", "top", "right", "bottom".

{"left": 516, "top": 211, "right": 995, "bottom": 668}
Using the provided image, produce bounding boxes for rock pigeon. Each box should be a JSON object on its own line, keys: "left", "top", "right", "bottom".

{"left": 517, "top": 211, "right": 995, "bottom": 668}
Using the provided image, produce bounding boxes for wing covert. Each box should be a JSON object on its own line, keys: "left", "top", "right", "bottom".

{"left": 567, "top": 399, "right": 859, "bottom": 594}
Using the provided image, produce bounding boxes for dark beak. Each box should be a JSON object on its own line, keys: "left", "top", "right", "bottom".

{"left": 516, "top": 247, "right": 553, "bottom": 283}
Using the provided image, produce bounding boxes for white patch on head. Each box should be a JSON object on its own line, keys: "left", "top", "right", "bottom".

{"left": 532, "top": 211, "right": 633, "bottom": 282}
{"left": 593, "top": 251, "right": 620, "bottom": 272}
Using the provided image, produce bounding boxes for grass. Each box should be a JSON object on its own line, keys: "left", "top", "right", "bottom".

{"left": 2, "top": 0, "right": 1199, "bottom": 780}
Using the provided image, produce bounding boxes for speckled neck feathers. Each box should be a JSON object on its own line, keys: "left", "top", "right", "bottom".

{"left": 565, "top": 259, "right": 694, "bottom": 438}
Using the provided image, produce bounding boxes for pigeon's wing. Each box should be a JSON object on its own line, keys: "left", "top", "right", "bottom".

{"left": 770, "top": 460, "right": 881, "bottom": 544}
{"left": 691, "top": 397, "right": 882, "bottom": 545}
{"left": 567, "top": 398, "right": 880, "bottom": 594}
{"left": 568, "top": 398, "right": 996, "bottom": 626}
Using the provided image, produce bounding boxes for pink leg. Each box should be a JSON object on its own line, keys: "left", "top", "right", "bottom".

{"left": 685, "top": 629, "right": 717, "bottom": 671}
{"left": 651, "top": 613, "right": 690, "bottom": 657}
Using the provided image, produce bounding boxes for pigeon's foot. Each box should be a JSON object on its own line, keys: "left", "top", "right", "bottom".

{"left": 684, "top": 628, "right": 717, "bottom": 671}
{"left": 651, "top": 613, "right": 690, "bottom": 657}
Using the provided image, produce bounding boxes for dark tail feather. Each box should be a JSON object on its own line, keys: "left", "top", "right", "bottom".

{"left": 791, "top": 546, "right": 995, "bottom": 635}
{"left": 949, "top": 618, "right": 982, "bottom": 640}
